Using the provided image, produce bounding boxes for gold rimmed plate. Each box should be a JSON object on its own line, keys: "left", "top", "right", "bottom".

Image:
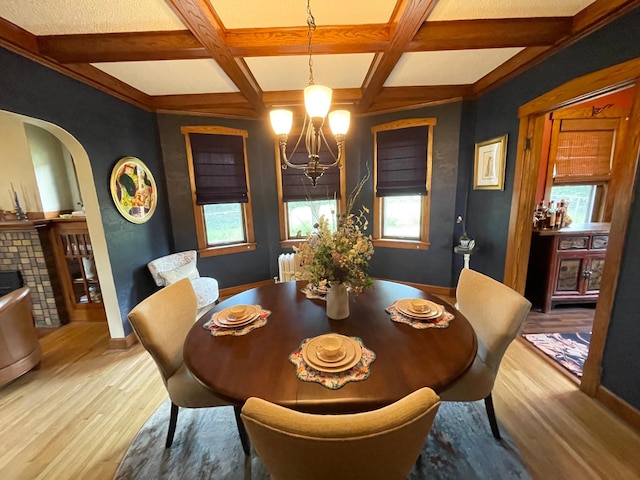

{"left": 302, "top": 335, "right": 362, "bottom": 372}
{"left": 395, "top": 299, "right": 444, "bottom": 320}
{"left": 217, "top": 305, "right": 260, "bottom": 323}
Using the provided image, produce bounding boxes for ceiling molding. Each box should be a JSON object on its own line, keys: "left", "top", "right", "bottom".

{"left": 0, "top": 17, "right": 151, "bottom": 110}
{"left": 471, "top": 0, "right": 640, "bottom": 98}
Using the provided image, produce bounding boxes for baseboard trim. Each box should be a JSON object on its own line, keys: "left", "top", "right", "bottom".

{"left": 596, "top": 385, "right": 640, "bottom": 433}
{"left": 109, "top": 331, "right": 138, "bottom": 350}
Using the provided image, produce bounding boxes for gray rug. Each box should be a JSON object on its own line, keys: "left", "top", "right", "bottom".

{"left": 115, "top": 399, "right": 531, "bottom": 479}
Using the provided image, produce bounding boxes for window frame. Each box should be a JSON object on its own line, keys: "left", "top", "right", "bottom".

{"left": 371, "top": 118, "right": 436, "bottom": 250}
{"left": 182, "top": 125, "right": 256, "bottom": 257}
{"left": 274, "top": 130, "right": 347, "bottom": 248}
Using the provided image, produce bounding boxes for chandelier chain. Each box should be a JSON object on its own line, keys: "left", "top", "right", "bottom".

{"left": 307, "top": 0, "right": 316, "bottom": 85}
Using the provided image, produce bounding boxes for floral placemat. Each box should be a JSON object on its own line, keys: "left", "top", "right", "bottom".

{"left": 202, "top": 307, "right": 271, "bottom": 337}
{"left": 289, "top": 336, "right": 376, "bottom": 390}
{"left": 300, "top": 284, "right": 327, "bottom": 301}
{"left": 385, "top": 304, "right": 454, "bottom": 329}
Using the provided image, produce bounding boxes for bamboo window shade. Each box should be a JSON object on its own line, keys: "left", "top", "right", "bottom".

{"left": 553, "top": 122, "right": 615, "bottom": 181}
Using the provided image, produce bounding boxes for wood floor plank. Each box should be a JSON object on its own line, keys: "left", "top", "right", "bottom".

{"left": 1, "top": 322, "right": 639, "bottom": 479}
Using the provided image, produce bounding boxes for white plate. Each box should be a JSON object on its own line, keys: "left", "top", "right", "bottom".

{"left": 395, "top": 299, "right": 444, "bottom": 320}
{"left": 301, "top": 335, "right": 362, "bottom": 372}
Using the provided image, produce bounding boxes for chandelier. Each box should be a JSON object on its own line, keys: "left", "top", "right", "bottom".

{"left": 269, "top": 0, "right": 351, "bottom": 187}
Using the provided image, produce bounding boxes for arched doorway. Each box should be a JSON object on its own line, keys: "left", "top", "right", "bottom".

{"left": 2, "top": 109, "right": 124, "bottom": 339}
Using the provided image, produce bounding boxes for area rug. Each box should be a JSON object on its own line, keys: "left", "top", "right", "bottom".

{"left": 115, "top": 399, "right": 530, "bottom": 479}
{"left": 524, "top": 332, "right": 591, "bottom": 377}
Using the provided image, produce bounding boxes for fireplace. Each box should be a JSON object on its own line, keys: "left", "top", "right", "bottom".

{"left": 0, "top": 270, "right": 23, "bottom": 297}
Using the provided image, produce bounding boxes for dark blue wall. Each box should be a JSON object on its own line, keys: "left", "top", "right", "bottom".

{"left": 0, "top": 48, "right": 173, "bottom": 335}
{"left": 463, "top": 9, "right": 640, "bottom": 409}
{"left": 157, "top": 101, "right": 462, "bottom": 289}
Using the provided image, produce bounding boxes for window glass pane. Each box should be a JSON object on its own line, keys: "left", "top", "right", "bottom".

{"left": 203, "top": 203, "right": 245, "bottom": 245}
{"left": 382, "top": 196, "right": 421, "bottom": 239}
{"left": 286, "top": 199, "right": 337, "bottom": 239}
{"left": 550, "top": 185, "right": 596, "bottom": 224}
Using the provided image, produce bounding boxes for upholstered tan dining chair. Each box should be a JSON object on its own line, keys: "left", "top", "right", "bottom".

{"left": 241, "top": 387, "right": 440, "bottom": 480}
{"left": 128, "top": 278, "right": 248, "bottom": 452}
{"left": 439, "top": 268, "right": 531, "bottom": 439}
{"left": 147, "top": 250, "right": 219, "bottom": 320}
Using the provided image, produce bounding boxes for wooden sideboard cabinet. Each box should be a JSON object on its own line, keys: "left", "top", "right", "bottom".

{"left": 50, "top": 219, "right": 106, "bottom": 322}
{"left": 525, "top": 223, "right": 610, "bottom": 313}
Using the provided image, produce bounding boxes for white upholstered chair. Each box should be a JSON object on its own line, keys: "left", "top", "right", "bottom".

{"left": 147, "top": 250, "right": 219, "bottom": 320}
{"left": 241, "top": 387, "right": 441, "bottom": 480}
{"left": 128, "top": 278, "right": 249, "bottom": 452}
{"left": 439, "top": 268, "right": 532, "bottom": 439}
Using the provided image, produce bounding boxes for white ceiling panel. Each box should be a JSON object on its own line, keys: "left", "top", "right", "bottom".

{"left": 0, "top": 0, "right": 185, "bottom": 35}
{"left": 428, "top": 0, "right": 597, "bottom": 21}
{"left": 246, "top": 54, "right": 375, "bottom": 93}
{"left": 92, "top": 59, "right": 239, "bottom": 96}
{"left": 210, "top": 0, "right": 397, "bottom": 29}
{"left": 385, "top": 48, "right": 524, "bottom": 86}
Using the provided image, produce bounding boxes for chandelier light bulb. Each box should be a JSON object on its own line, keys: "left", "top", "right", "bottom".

{"left": 304, "top": 84, "right": 332, "bottom": 119}
{"left": 328, "top": 110, "right": 351, "bottom": 136}
{"left": 270, "top": 109, "right": 293, "bottom": 135}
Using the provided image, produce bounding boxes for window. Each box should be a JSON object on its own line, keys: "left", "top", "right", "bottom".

{"left": 372, "top": 118, "right": 436, "bottom": 250}
{"left": 545, "top": 117, "right": 617, "bottom": 223}
{"left": 275, "top": 131, "right": 346, "bottom": 246}
{"left": 182, "top": 126, "right": 256, "bottom": 257}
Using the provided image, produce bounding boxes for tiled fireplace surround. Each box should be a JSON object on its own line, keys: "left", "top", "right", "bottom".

{"left": 0, "top": 224, "right": 64, "bottom": 327}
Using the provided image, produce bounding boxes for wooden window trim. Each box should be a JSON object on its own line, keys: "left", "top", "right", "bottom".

{"left": 274, "top": 132, "right": 347, "bottom": 246}
{"left": 371, "top": 118, "right": 436, "bottom": 250}
{"left": 181, "top": 126, "right": 255, "bottom": 256}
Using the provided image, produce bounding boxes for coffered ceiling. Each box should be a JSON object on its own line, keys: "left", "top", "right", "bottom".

{"left": 0, "top": 0, "right": 637, "bottom": 118}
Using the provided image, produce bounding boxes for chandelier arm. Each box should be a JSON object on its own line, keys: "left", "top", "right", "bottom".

{"left": 278, "top": 135, "right": 307, "bottom": 171}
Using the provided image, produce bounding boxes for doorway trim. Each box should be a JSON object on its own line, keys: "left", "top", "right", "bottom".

{"left": 503, "top": 57, "right": 640, "bottom": 398}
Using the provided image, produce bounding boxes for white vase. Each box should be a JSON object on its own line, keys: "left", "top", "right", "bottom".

{"left": 326, "top": 281, "right": 349, "bottom": 320}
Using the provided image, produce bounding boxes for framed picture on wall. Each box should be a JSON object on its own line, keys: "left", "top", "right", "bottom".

{"left": 474, "top": 134, "right": 507, "bottom": 190}
{"left": 110, "top": 156, "right": 158, "bottom": 224}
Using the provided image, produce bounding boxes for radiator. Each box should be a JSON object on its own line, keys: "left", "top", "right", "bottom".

{"left": 277, "top": 253, "right": 301, "bottom": 282}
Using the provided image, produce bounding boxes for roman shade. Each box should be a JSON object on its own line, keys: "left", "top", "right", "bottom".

{"left": 189, "top": 133, "right": 248, "bottom": 205}
{"left": 281, "top": 133, "right": 341, "bottom": 202}
{"left": 376, "top": 126, "right": 428, "bottom": 197}
{"left": 552, "top": 118, "right": 616, "bottom": 183}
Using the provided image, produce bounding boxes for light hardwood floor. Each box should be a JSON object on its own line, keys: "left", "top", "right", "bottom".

{"left": 1, "top": 322, "right": 639, "bottom": 479}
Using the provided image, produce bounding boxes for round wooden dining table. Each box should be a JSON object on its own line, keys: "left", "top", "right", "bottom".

{"left": 184, "top": 279, "right": 477, "bottom": 415}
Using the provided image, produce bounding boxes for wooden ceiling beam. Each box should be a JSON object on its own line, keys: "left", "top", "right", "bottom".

{"left": 38, "top": 30, "right": 208, "bottom": 63}
{"left": 358, "top": 0, "right": 439, "bottom": 113}
{"left": 167, "top": 0, "right": 265, "bottom": 113}
{"left": 33, "top": 16, "right": 575, "bottom": 65}
{"left": 225, "top": 25, "right": 389, "bottom": 57}
{"left": 409, "top": 17, "right": 572, "bottom": 51}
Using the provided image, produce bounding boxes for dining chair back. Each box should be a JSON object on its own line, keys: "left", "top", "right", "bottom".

{"left": 440, "top": 268, "right": 531, "bottom": 438}
{"left": 128, "top": 279, "right": 248, "bottom": 452}
{"left": 241, "top": 387, "right": 440, "bottom": 480}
